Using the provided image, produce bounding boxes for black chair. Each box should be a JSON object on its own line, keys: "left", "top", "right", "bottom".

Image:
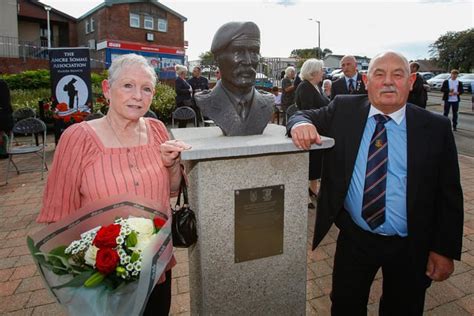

{"left": 144, "top": 110, "right": 158, "bottom": 119}
{"left": 84, "top": 112, "right": 104, "bottom": 121}
{"left": 285, "top": 104, "right": 298, "bottom": 123}
{"left": 171, "top": 106, "right": 197, "bottom": 128}
{"left": 12, "top": 108, "right": 36, "bottom": 122}
{"left": 5, "top": 118, "right": 48, "bottom": 184}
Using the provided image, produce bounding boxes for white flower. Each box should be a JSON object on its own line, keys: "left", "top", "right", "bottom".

{"left": 84, "top": 245, "right": 99, "bottom": 267}
{"left": 130, "top": 235, "right": 152, "bottom": 252}
{"left": 126, "top": 217, "right": 154, "bottom": 239}
{"left": 126, "top": 263, "right": 134, "bottom": 271}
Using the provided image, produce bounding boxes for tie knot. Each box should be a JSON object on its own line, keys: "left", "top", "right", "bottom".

{"left": 374, "top": 114, "right": 390, "bottom": 124}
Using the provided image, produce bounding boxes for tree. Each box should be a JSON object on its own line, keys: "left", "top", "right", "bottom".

{"left": 199, "top": 51, "right": 214, "bottom": 66}
{"left": 290, "top": 47, "right": 333, "bottom": 68}
{"left": 430, "top": 28, "right": 474, "bottom": 72}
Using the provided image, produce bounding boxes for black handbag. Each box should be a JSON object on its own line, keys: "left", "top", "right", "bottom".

{"left": 172, "top": 177, "right": 198, "bottom": 248}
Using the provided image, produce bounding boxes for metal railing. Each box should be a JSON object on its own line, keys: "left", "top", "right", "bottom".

{"left": 0, "top": 36, "right": 52, "bottom": 60}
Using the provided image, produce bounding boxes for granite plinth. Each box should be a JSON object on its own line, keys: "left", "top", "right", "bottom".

{"left": 171, "top": 124, "right": 334, "bottom": 160}
{"left": 170, "top": 125, "right": 334, "bottom": 315}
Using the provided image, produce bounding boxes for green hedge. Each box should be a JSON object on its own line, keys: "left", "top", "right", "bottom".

{"left": 1, "top": 70, "right": 50, "bottom": 90}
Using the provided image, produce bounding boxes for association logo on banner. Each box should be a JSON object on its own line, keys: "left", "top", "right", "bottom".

{"left": 49, "top": 48, "right": 92, "bottom": 118}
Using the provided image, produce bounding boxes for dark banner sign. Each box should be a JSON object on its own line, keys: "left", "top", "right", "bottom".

{"left": 49, "top": 48, "right": 92, "bottom": 115}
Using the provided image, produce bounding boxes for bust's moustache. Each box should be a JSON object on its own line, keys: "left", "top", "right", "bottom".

{"left": 234, "top": 67, "right": 256, "bottom": 77}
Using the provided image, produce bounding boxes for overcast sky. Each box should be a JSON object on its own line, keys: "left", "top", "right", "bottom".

{"left": 42, "top": 0, "right": 473, "bottom": 61}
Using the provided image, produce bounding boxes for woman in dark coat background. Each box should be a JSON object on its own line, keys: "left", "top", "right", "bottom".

{"left": 294, "top": 59, "right": 329, "bottom": 208}
{"left": 174, "top": 64, "right": 193, "bottom": 128}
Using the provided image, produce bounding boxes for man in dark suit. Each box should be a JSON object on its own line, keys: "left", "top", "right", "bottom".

{"left": 407, "top": 62, "right": 428, "bottom": 108}
{"left": 331, "top": 55, "right": 366, "bottom": 99}
{"left": 195, "top": 21, "right": 273, "bottom": 136}
{"left": 288, "top": 51, "right": 463, "bottom": 315}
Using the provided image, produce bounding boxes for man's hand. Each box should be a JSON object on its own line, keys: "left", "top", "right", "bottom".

{"left": 426, "top": 251, "right": 454, "bottom": 281}
{"left": 290, "top": 124, "right": 322, "bottom": 150}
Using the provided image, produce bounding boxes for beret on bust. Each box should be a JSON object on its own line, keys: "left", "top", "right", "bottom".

{"left": 211, "top": 21, "right": 260, "bottom": 54}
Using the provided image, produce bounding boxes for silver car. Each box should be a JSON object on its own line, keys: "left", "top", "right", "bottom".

{"left": 459, "top": 73, "right": 474, "bottom": 93}
{"left": 427, "top": 73, "right": 450, "bottom": 90}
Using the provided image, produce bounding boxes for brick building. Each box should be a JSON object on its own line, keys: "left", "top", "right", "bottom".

{"left": 0, "top": 0, "right": 187, "bottom": 76}
{"left": 78, "top": 0, "right": 187, "bottom": 79}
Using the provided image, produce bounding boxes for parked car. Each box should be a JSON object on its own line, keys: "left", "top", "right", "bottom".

{"left": 427, "top": 73, "right": 450, "bottom": 90}
{"left": 418, "top": 72, "right": 434, "bottom": 81}
{"left": 459, "top": 73, "right": 474, "bottom": 93}
{"left": 330, "top": 69, "right": 344, "bottom": 81}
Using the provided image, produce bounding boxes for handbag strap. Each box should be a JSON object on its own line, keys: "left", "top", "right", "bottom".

{"left": 175, "top": 176, "right": 189, "bottom": 207}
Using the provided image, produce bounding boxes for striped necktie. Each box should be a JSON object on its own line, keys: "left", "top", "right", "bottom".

{"left": 348, "top": 78, "right": 355, "bottom": 93}
{"left": 362, "top": 114, "right": 391, "bottom": 230}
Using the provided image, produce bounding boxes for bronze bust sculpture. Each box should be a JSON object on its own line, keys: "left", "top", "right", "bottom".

{"left": 194, "top": 21, "right": 273, "bottom": 136}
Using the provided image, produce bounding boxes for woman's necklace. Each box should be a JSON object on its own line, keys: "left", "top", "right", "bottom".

{"left": 105, "top": 116, "right": 144, "bottom": 184}
{"left": 105, "top": 115, "right": 141, "bottom": 148}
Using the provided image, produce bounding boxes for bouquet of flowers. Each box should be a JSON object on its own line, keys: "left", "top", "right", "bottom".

{"left": 28, "top": 195, "right": 173, "bottom": 316}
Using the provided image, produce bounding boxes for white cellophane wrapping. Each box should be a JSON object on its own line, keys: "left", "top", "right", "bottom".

{"left": 29, "top": 195, "right": 173, "bottom": 316}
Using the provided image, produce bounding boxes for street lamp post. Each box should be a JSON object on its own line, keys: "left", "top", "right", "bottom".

{"left": 308, "top": 18, "right": 320, "bottom": 58}
{"left": 44, "top": 6, "right": 51, "bottom": 49}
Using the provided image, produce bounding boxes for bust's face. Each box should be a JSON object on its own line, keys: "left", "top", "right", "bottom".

{"left": 216, "top": 40, "right": 260, "bottom": 92}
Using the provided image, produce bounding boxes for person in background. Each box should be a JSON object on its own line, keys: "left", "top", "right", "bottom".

{"left": 187, "top": 66, "right": 209, "bottom": 95}
{"left": 0, "top": 78, "right": 13, "bottom": 159}
{"left": 407, "top": 62, "right": 428, "bottom": 108}
{"left": 322, "top": 79, "right": 332, "bottom": 98}
{"left": 271, "top": 86, "right": 282, "bottom": 124}
{"left": 294, "top": 59, "right": 329, "bottom": 209}
{"left": 441, "top": 69, "right": 464, "bottom": 131}
{"left": 293, "top": 71, "right": 302, "bottom": 89}
{"left": 288, "top": 51, "right": 463, "bottom": 315}
{"left": 281, "top": 66, "right": 296, "bottom": 125}
{"left": 331, "top": 55, "right": 366, "bottom": 99}
{"left": 174, "top": 64, "right": 194, "bottom": 128}
{"left": 38, "top": 54, "right": 191, "bottom": 315}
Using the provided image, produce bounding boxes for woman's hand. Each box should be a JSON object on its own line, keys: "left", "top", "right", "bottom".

{"left": 160, "top": 140, "right": 191, "bottom": 168}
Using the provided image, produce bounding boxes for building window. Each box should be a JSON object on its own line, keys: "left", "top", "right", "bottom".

{"left": 130, "top": 13, "right": 140, "bottom": 28}
{"left": 85, "top": 20, "right": 90, "bottom": 34}
{"left": 144, "top": 16, "right": 154, "bottom": 30}
{"left": 157, "top": 18, "right": 167, "bottom": 32}
{"left": 90, "top": 18, "right": 95, "bottom": 32}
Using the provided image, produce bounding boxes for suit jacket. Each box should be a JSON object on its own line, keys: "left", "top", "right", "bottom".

{"left": 287, "top": 95, "right": 463, "bottom": 270}
{"left": 295, "top": 80, "right": 330, "bottom": 110}
{"left": 408, "top": 73, "right": 427, "bottom": 108}
{"left": 194, "top": 80, "right": 273, "bottom": 136}
{"left": 175, "top": 77, "right": 192, "bottom": 106}
{"left": 330, "top": 73, "right": 366, "bottom": 99}
{"left": 441, "top": 79, "right": 464, "bottom": 102}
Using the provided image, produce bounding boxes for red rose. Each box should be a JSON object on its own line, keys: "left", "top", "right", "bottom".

{"left": 153, "top": 217, "right": 166, "bottom": 229}
{"left": 95, "top": 248, "right": 119, "bottom": 275}
{"left": 93, "top": 224, "right": 121, "bottom": 248}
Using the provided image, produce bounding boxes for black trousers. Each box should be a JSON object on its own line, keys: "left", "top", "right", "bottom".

{"left": 331, "top": 211, "right": 431, "bottom": 316}
{"left": 143, "top": 270, "right": 172, "bottom": 316}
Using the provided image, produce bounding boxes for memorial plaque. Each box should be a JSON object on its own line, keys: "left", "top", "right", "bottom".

{"left": 234, "top": 185, "right": 284, "bottom": 263}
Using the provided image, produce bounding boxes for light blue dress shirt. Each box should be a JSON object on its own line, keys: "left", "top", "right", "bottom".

{"left": 344, "top": 74, "right": 359, "bottom": 91}
{"left": 344, "top": 105, "right": 408, "bottom": 236}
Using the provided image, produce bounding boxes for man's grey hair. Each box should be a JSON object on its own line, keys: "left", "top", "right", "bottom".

{"left": 285, "top": 66, "right": 296, "bottom": 78}
{"left": 300, "top": 59, "right": 324, "bottom": 81}
{"left": 108, "top": 54, "right": 157, "bottom": 86}
{"left": 175, "top": 64, "right": 188, "bottom": 76}
{"left": 367, "top": 51, "right": 410, "bottom": 78}
{"left": 340, "top": 55, "right": 357, "bottom": 66}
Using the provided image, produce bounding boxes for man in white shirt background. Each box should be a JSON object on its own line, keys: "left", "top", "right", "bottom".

{"left": 441, "top": 69, "right": 464, "bottom": 131}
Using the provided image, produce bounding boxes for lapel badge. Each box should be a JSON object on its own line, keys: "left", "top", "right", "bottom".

{"left": 375, "top": 139, "right": 383, "bottom": 148}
